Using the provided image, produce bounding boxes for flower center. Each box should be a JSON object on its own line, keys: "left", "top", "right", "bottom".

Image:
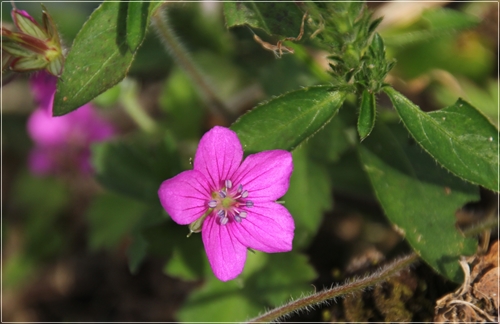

{"left": 207, "top": 179, "right": 253, "bottom": 225}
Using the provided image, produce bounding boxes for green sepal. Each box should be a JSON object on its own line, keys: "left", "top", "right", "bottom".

{"left": 357, "top": 89, "right": 376, "bottom": 141}
{"left": 10, "top": 55, "right": 47, "bottom": 72}
{"left": 187, "top": 209, "right": 212, "bottom": 237}
{"left": 12, "top": 9, "right": 45, "bottom": 39}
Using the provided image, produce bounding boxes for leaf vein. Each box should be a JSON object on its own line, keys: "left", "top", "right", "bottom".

{"left": 68, "top": 49, "right": 120, "bottom": 101}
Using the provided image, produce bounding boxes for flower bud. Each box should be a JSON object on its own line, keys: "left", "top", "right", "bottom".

{"left": 1, "top": 5, "right": 64, "bottom": 76}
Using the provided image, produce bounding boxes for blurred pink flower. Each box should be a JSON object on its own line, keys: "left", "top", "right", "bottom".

{"left": 158, "top": 126, "right": 295, "bottom": 281}
{"left": 27, "top": 72, "right": 115, "bottom": 175}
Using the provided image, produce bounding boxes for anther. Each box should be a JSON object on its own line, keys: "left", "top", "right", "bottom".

{"left": 241, "top": 190, "right": 249, "bottom": 198}
{"left": 246, "top": 201, "right": 254, "bottom": 207}
{"left": 237, "top": 184, "right": 243, "bottom": 193}
{"left": 219, "top": 190, "right": 226, "bottom": 198}
{"left": 239, "top": 211, "right": 247, "bottom": 218}
{"left": 220, "top": 216, "right": 229, "bottom": 225}
{"left": 225, "top": 179, "right": 232, "bottom": 189}
{"left": 207, "top": 200, "right": 217, "bottom": 208}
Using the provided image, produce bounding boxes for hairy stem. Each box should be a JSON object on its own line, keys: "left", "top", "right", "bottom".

{"left": 150, "top": 7, "right": 234, "bottom": 122}
{"left": 460, "top": 210, "right": 498, "bottom": 238}
{"left": 246, "top": 252, "right": 419, "bottom": 323}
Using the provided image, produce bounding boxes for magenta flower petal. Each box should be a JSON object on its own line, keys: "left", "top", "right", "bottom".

{"left": 14, "top": 9, "right": 36, "bottom": 23}
{"left": 27, "top": 103, "right": 67, "bottom": 147}
{"left": 158, "top": 170, "right": 212, "bottom": 225}
{"left": 71, "top": 103, "right": 116, "bottom": 143}
{"left": 28, "top": 146, "right": 55, "bottom": 175}
{"left": 194, "top": 126, "right": 243, "bottom": 189}
{"left": 30, "top": 71, "right": 57, "bottom": 108}
{"left": 232, "top": 150, "right": 293, "bottom": 202}
{"left": 77, "top": 149, "right": 94, "bottom": 175}
{"left": 202, "top": 216, "right": 248, "bottom": 281}
{"left": 231, "top": 201, "right": 294, "bottom": 253}
{"left": 27, "top": 71, "right": 115, "bottom": 176}
{"left": 86, "top": 117, "right": 115, "bottom": 142}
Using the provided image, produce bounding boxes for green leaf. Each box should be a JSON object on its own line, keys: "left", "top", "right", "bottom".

{"left": 391, "top": 33, "right": 493, "bottom": 81}
{"left": 245, "top": 253, "right": 317, "bottom": 306}
{"left": 127, "top": 232, "right": 148, "bottom": 274}
{"left": 385, "top": 87, "right": 499, "bottom": 192}
{"left": 358, "top": 121, "right": 478, "bottom": 282}
{"left": 142, "top": 221, "right": 179, "bottom": 255}
{"left": 178, "top": 277, "right": 262, "bottom": 322}
{"left": 177, "top": 252, "right": 271, "bottom": 321}
{"left": 13, "top": 172, "right": 69, "bottom": 217}
{"left": 432, "top": 78, "right": 499, "bottom": 127}
{"left": 357, "top": 89, "right": 376, "bottom": 140}
{"left": 92, "top": 134, "right": 181, "bottom": 203}
{"left": 53, "top": 2, "right": 152, "bottom": 115}
{"left": 382, "top": 8, "right": 479, "bottom": 47}
{"left": 163, "top": 234, "right": 206, "bottom": 281}
{"left": 423, "top": 7, "right": 479, "bottom": 31}
{"left": 368, "top": 17, "right": 383, "bottom": 35}
{"left": 307, "top": 103, "right": 357, "bottom": 163}
{"left": 329, "top": 148, "right": 374, "bottom": 197}
{"left": 3, "top": 253, "right": 37, "bottom": 289}
{"left": 223, "top": 2, "right": 305, "bottom": 37}
{"left": 159, "top": 67, "right": 204, "bottom": 140}
{"left": 283, "top": 146, "right": 332, "bottom": 248}
{"left": 193, "top": 51, "right": 252, "bottom": 100}
{"left": 231, "top": 86, "right": 346, "bottom": 153}
{"left": 92, "top": 83, "right": 121, "bottom": 107}
{"left": 12, "top": 172, "right": 69, "bottom": 261}
{"left": 86, "top": 193, "right": 146, "bottom": 250}
{"left": 370, "top": 33, "right": 385, "bottom": 58}
{"left": 255, "top": 50, "right": 322, "bottom": 96}
{"left": 177, "top": 252, "right": 316, "bottom": 322}
{"left": 126, "top": 1, "right": 150, "bottom": 51}
{"left": 149, "top": 1, "right": 164, "bottom": 15}
{"left": 128, "top": 207, "right": 169, "bottom": 274}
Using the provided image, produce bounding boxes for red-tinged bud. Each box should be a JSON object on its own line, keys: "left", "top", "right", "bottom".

{"left": 2, "top": 31, "right": 50, "bottom": 54}
{"left": 12, "top": 9, "right": 45, "bottom": 38}
{"left": 12, "top": 9, "right": 37, "bottom": 25}
{"left": 11, "top": 55, "right": 47, "bottom": 73}
{"left": 1, "top": 5, "right": 64, "bottom": 77}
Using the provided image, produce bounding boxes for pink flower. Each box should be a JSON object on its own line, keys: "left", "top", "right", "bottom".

{"left": 27, "top": 72, "right": 115, "bottom": 175}
{"left": 158, "top": 126, "right": 295, "bottom": 281}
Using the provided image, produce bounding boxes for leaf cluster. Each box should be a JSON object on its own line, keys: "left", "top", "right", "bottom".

{"left": 307, "top": 2, "right": 390, "bottom": 90}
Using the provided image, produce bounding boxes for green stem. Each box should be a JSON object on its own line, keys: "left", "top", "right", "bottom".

{"left": 120, "top": 79, "right": 157, "bottom": 134}
{"left": 246, "top": 252, "right": 419, "bottom": 323}
{"left": 151, "top": 7, "right": 234, "bottom": 122}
